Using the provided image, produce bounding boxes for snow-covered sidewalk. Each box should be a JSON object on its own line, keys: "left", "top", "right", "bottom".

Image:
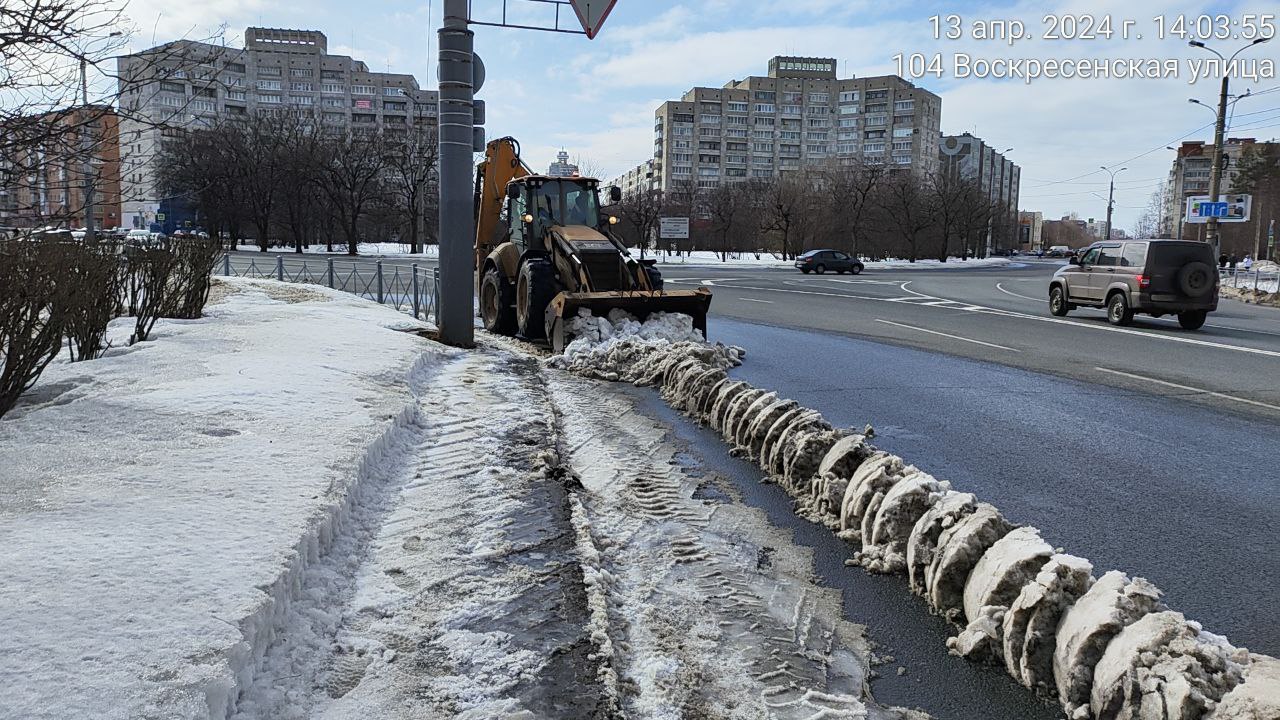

{"left": 1, "top": 280, "right": 920, "bottom": 719}
{"left": 0, "top": 279, "right": 436, "bottom": 719}
{"left": 650, "top": 250, "right": 1014, "bottom": 270}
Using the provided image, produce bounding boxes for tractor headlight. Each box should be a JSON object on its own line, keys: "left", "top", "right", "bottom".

{"left": 608, "top": 215, "right": 619, "bottom": 225}
{"left": 522, "top": 213, "right": 534, "bottom": 223}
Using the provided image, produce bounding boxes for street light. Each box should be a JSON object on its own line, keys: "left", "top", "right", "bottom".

{"left": 1101, "top": 165, "right": 1127, "bottom": 240}
{"left": 1187, "top": 37, "right": 1271, "bottom": 255}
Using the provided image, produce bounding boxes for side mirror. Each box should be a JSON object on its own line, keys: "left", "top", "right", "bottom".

{"left": 506, "top": 184, "right": 520, "bottom": 200}
{"left": 609, "top": 185, "right": 622, "bottom": 203}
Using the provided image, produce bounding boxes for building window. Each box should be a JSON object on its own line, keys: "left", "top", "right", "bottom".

{"left": 808, "top": 92, "right": 829, "bottom": 104}
{"left": 322, "top": 97, "right": 344, "bottom": 108}
{"left": 352, "top": 113, "right": 376, "bottom": 123}
{"left": 290, "top": 95, "right": 313, "bottom": 106}
{"left": 866, "top": 89, "right": 888, "bottom": 100}
{"left": 837, "top": 143, "right": 858, "bottom": 154}
{"left": 864, "top": 142, "right": 885, "bottom": 153}
{"left": 727, "top": 101, "right": 748, "bottom": 112}
{"left": 699, "top": 102, "right": 720, "bottom": 114}
{"left": 225, "top": 62, "right": 246, "bottom": 73}
{"left": 807, "top": 106, "right": 828, "bottom": 116}
{"left": 807, "top": 118, "right": 830, "bottom": 128}
{"left": 839, "top": 91, "right": 859, "bottom": 103}
{"left": 780, "top": 105, "right": 802, "bottom": 115}
{"left": 725, "top": 115, "right": 748, "bottom": 125}
{"left": 839, "top": 105, "right": 859, "bottom": 115}
{"left": 699, "top": 114, "right": 721, "bottom": 124}
{"left": 157, "top": 95, "right": 182, "bottom": 107}
{"left": 290, "top": 68, "right": 313, "bottom": 77}
{"left": 782, "top": 91, "right": 802, "bottom": 103}
{"left": 321, "top": 70, "right": 344, "bottom": 80}
{"left": 893, "top": 155, "right": 912, "bottom": 164}
{"left": 673, "top": 113, "right": 694, "bottom": 123}
{"left": 351, "top": 85, "right": 375, "bottom": 95}
{"left": 894, "top": 100, "right": 915, "bottom": 112}
{"left": 838, "top": 118, "right": 858, "bottom": 128}
{"left": 698, "top": 127, "right": 720, "bottom": 137}
{"left": 256, "top": 79, "right": 282, "bottom": 90}
{"left": 892, "top": 140, "right": 912, "bottom": 152}
{"left": 257, "top": 66, "right": 282, "bottom": 77}
{"left": 754, "top": 103, "right": 774, "bottom": 113}
{"left": 160, "top": 81, "right": 185, "bottom": 93}
{"left": 893, "top": 127, "right": 914, "bottom": 137}
{"left": 321, "top": 82, "right": 344, "bottom": 94}
{"left": 866, "top": 115, "right": 887, "bottom": 127}
{"left": 753, "top": 142, "right": 774, "bottom": 152}
{"left": 753, "top": 116, "right": 775, "bottom": 126}
{"left": 258, "top": 94, "right": 282, "bottom": 104}
{"left": 753, "top": 91, "right": 775, "bottom": 102}
{"left": 290, "top": 82, "right": 312, "bottom": 92}
{"left": 672, "top": 126, "right": 692, "bottom": 136}
{"left": 382, "top": 87, "right": 404, "bottom": 96}
{"left": 699, "top": 154, "right": 720, "bottom": 163}
{"left": 384, "top": 101, "right": 406, "bottom": 111}
{"left": 698, "top": 167, "right": 720, "bottom": 176}
{"left": 323, "top": 111, "right": 345, "bottom": 123}
{"left": 806, "top": 131, "right": 828, "bottom": 141}
{"left": 227, "top": 90, "right": 246, "bottom": 101}
{"left": 779, "top": 131, "right": 801, "bottom": 140}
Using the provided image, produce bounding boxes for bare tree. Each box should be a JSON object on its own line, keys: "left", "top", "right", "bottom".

{"left": 614, "top": 188, "right": 664, "bottom": 258}
{"left": 760, "top": 173, "right": 812, "bottom": 261}
{"left": 817, "top": 160, "right": 884, "bottom": 258}
{"left": 702, "top": 182, "right": 745, "bottom": 261}
{"left": 383, "top": 125, "right": 439, "bottom": 254}
{"left": 875, "top": 171, "right": 934, "bottom": 262}
{"left": 315, "top": 129, "right": 389, "bottom": 256}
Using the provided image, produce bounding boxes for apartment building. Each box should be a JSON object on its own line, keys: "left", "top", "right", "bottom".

{"left": 939, "top": 133, "right": 1021, "bottom": 250}
{"left": 652, "top": 56, "right": 942, "bottom": 193}
{"left": 609, "top": 159, "right": 656, "bottom": 198}
{"left": 1159, "top": 138, "right": 1262, "bottom": 239}
{"left": 0, "top": 106, "right": 122, "bottom": 230}
{"left": 116, "top": 27, "right": 439, "bottom": 232}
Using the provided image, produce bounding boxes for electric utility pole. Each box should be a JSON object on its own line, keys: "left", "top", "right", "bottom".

{"left": 1102, "top": 165, "right": 1126, "bottom": 241}
{"left": 436, "top": 0, "right": 477, "bottom": 347}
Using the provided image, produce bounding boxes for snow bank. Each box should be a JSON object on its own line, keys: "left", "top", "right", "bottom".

{"left": 545, "top": 309, "right": 743, "bottom": 384}
{"left": 0, "top": 278, "right": 435, "bottom": 720}
{"left": 235, "top": 242, "right": 436, "bottom": 257}
{"left": 545, "top": 321, "right": 1279, "bottom": 720}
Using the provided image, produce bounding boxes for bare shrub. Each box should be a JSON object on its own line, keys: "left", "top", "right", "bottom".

{"left": 123, "top": 243, "right": 179, "bottom": 345}
{"left": 165, "top": 237, "right": 224, "bottom": 319}
{"left": 61, "top": 239, "right": 124, "bottom": 361}
{"left": 0, "top": 240, "right": 72, "bottom": 417}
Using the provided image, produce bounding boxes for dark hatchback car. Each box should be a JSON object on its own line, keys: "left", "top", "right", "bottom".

{"left": 1049, "top": 239, "right": 1218, "bottom": 329}
{"left": 795, "top": 249, "right": 864, "bottom": 275}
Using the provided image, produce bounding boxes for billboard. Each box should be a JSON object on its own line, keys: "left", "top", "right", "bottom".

{"left": 659, "top": 217, "right": 690, "bottom": 239}
{"left": 1185, "top": 194, "right": 1251, "bottom": 224}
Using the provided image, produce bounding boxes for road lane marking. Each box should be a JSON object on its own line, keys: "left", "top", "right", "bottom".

{"left": 740, "top": 298, "right": 773, "bottom": 304}
{"left": 1094, "top": 367, "right": 1280, "bottom": 412}
{"left": 996, "top": 282, "right": 1046, "bottom": 303}
{"left": 874, "top": 319, "right": 1020, "bottom": 352}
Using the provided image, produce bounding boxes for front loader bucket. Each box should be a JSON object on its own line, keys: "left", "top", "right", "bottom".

{"left": 547, "top": 287, "right": 713, "bottom": 354}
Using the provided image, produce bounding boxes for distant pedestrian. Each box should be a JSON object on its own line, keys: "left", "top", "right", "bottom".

{"left": 1229, "top": 254, "right": 1238, "bottom": 273}
{"left": 1219, "top": 253, "right": 1229, "bottom": 268}
{"left": 1242, "top": 255, "right": 1253, "bottom": 271}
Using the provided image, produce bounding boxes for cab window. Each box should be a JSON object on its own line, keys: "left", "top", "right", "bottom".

{"left": 1080, "top": 247, "right": 1101, "bottom": 266}
{"left": 508, "top": 192, "right": 527, "bottom": 248}
{"left": 1096, "top": 245, "right": 1122, "bottom": 267}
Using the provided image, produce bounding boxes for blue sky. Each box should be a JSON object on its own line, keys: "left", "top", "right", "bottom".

{"left": 112, "top": 0, "right": 1279, "bottom": 231}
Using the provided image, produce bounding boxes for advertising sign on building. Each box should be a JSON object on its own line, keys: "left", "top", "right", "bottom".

{"left": 1185, "top": 194, "right": 1251, "bottom": 224}
{"left": 354, "top": 99, "right": 372, "bottom": 109}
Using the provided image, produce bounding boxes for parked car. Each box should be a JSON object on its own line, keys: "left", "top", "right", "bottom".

{"left": 1048, "top": 239, "right": 1218, "bottom": 329}
{"left": 1046, "top": 245, "right": 1072, "bottom": 258}
{"left": 795, "top": 249, "right": 864, "bottom": 275}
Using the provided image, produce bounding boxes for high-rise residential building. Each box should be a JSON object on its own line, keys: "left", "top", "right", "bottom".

{"left": 939, "top": 133, "right": 1021, "bottom": 251}
{"left": 115, "top": 27, "right": 439, "bottom": 232}
{"left": 548, "top": 150, "right": 579, "bottom": 177}
{"left": 1160, "top": 138, "right": 1261, "bottom": 239}
{"left": 0, "top": 106, "right": 122, "bottom": 230}
{"left": 651, "top": 56, "right": 942, "bottom": 193}
{"left": 609, "top": 159, "right": 656, "bottom": 198}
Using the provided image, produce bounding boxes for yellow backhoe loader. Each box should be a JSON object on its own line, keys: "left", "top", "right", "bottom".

{"left": 474, "top": 137, "right": 712, "bottom": 352}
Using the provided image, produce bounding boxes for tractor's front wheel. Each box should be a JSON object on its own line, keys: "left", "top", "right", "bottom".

{"left": 517, "top": 259, "right": 559, "bottom": 340}
{"left": 480, "top": 268, "right": 516, "bottom": 335}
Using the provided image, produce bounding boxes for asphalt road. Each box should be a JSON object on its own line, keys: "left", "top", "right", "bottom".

{"left": 659, "top": 259, "right": 1280, "bottom": 421}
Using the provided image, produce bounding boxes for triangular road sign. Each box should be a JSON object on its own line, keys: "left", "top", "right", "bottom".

{"left": 569, "top": 0, "right": 618, "bottom": 39}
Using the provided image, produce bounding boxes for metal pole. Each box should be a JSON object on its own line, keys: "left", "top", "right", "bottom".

{"left": 327, "top": 257, "right": 335, "bottom": 288}
{"left": 80, "top": 59, "right": 96, "bottom": 243}
{"left": 412, "top": 263, "right": 420, "bottom": 318}
{"left": 1105, "top": 176, "right": 1116, "bottom": 241}
{"left": 436, "top": 0, "right": 476, "bottom": 346}
{"left": 223, "top": 253, "right": 230, "bottom": 276}
{"left": 1204, "top": 74, "right": 1229, "bottom": 256}
{"left": 376, "top": 260, "right": 384, "bottom": 304}
{"left": 276, "top": 255, "right": 284, "bottom": 282}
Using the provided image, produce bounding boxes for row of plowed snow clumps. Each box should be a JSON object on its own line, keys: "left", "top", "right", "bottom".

{"left": 545, "top": 310, "right": 1279, "bottom": 720}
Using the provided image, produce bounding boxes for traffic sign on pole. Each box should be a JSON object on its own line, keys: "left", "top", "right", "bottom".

{"left": 569, "top": 0, "right": 618, "bottom": 39}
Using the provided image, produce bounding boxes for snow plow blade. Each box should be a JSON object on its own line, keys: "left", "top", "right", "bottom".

{"left": 548, "top": 288, "right": 713, "bottom": 354}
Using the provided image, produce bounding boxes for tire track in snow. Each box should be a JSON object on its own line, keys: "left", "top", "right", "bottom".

{"left": 233, "top": 350, "right": 611, "bottom": 720}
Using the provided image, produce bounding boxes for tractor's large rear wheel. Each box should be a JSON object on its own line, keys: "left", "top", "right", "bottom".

{"left": 517, "top": 259, "right": 559, "bottom": 340}
{"left": 480, "top": 268, "right": 516, "bottom": 335}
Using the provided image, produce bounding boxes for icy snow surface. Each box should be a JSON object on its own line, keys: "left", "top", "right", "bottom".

{"left": 0, "top": 278, "right": 435, "bottom": 720}
{"left": 545, "top": 310, "right": 1280, "bottom": 720}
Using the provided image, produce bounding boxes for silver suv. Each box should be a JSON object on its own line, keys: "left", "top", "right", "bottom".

{"left": 1048, "top": 240, "right": 1218, "bottom": 330}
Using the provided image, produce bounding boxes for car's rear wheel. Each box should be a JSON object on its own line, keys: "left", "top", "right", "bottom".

{"left": 1177, "top": 310, "right": 1207, "bottom": 330}
{"left": 850, "top": 264, "right": 863, "bottom": 275}
{"left": 814, "top": 264, "right": 826, "bottom": 274}
{"left": 1106, "top": 292, "right": 1133, "bottom": 326}
{"left": 1049, "top": 286, "right": 1069, "bottom": 317}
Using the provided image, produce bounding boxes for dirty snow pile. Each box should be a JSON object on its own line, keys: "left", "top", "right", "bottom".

{"left": 0, "top": 277, "right": 435, "bottom": 720}
{"left": 545, "top": 308, "right": 744, "bottom": 383}
{"left": 547, "top": 336, "right": 1280, "bottom": 720}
